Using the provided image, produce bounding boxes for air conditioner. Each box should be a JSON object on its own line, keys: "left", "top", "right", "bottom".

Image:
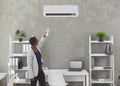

{"left": 43, "top": 5, "right": 78, "bottom": 17}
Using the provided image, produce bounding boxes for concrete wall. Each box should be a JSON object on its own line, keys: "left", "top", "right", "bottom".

{"left": 0, "top": 0, "right": 120, "bottom": 86}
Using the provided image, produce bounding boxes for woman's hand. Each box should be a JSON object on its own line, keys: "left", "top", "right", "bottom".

{"left": 43, "top": 32, "right": 47, "bottom": 38}
{"left": 43, "top": 28, "right": 49, "bottom": 38}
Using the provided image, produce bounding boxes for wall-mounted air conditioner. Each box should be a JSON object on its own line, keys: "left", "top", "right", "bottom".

{"left": 43, "top": 5, "right": 78, "bottom": 17}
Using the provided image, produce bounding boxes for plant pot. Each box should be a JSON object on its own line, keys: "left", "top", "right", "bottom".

{"left": 99, "top": 37, "right": 104, "bottom": 42}
{"left": 19, "top": 38, "right": 23, "bottom": 42}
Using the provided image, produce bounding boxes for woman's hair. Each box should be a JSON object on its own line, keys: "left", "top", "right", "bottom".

{"left": 29, "top": 36, "right": 37, "bottom": 46}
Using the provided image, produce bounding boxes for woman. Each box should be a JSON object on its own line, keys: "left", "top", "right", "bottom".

{"left": 27, "top": 32, "right": 47, "bottom": 86}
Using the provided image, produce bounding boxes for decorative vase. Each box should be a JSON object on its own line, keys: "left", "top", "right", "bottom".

{"left": 99, "top": 36, "right": 104, "bottom": 41}
{"left": 19, "top": 38, "right": 23, "bottom": 42}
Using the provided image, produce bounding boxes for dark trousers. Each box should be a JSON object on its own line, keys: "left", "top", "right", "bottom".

{"left": 31, "top": 69, "right": 46, "bottom": 86}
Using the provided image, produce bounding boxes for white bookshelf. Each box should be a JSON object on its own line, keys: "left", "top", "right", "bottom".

{"left": 90, "top": 41, "right": 112, "bottom": 44}
{"left": 10, "top": 54, "right": 27, "bottom": 57}
{"left": 91, "top": 53, "right": 109, "bottom": 56}
{"left": 13, "top": 79, "right": 30, "bottom": 84}
{"left": 15, "top": 67, "right": 28, "bottom": 71}
{"left": 11, "top": 41, "right": 29, "bottom": 44}
{"left": 89, "top": 35, "right": 114, "bottom": 86}
{"left": 8, "top": 36, "right": 30, "bottom": 80}
{"left": 91, "top": 66, "right": 112, "bottom": 70}
{"left": 92, "top": 79, "right": 113, "bottom": 84}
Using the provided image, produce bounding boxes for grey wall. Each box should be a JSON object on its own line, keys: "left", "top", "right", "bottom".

{"left": 0, "top": 0, "right": 120, "bottom": 86}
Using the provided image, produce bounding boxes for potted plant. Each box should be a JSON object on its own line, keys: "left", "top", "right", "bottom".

{"left": 15, "top": 29, "right": 26, "bottom": 42}
{"left": 96, "top": 32, "right": 106, "bottom": 41}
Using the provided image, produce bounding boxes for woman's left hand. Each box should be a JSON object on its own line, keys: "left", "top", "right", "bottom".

{"left": 43, "top": 32, "right": 47, "bottom": 38}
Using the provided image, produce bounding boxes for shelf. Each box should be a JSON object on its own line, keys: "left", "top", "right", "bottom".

{"left": 91, "top": 53, "right": 109, "bottom": 56}
{"left": 9, "top": 37, "right": 30, "bottom": 80}
{"left": 90, "top": 41, "right": 112, "bottom": 44}
{"left": 92, "top": 79, "right": 113, "bottom": 83}
{"left": 13, "top": 79, "right": 30, "bottom": 84}
{"left": 10, "top": 54, "right": 27, "bottom": 57}
{"left": 89, "top": 35, "right": 114, "bottom": 86}
{"left": 91, "top": 66, "right": 112, "bottom": 70}
{"left": 11, "top": 41, "right": 29, "bottom": 44}
{"left": 15, "top": 67, "right": 28, "bottom": 71}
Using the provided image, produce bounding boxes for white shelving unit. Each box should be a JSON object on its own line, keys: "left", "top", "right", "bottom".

{"left": 89, "top": 35, "right": 114, "bottom": 86}
{"left": 8, "top": 36, "right": 30, "bottom": 80}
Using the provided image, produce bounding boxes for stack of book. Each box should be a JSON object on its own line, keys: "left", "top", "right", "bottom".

{"left": 23, "top": 44, "right": 31, "bottom": 55}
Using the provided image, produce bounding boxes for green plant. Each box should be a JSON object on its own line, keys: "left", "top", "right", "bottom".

{"left": 96, "top": 32, "right": 106, "bottom": 41}
{"left": 15, "top": 29, "right": 26, "bottom": 41}
{"left": 96, "top": 32, "right": 106, "bottom": 38}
